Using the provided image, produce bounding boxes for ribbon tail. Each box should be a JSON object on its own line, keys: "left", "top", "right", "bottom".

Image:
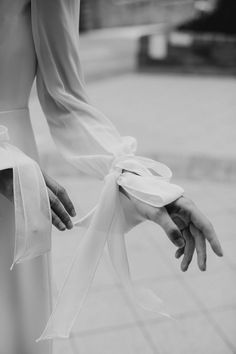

{"left": 10, "top": 163, "right": 27, "bottom": 269}
{"left": 37, "top": 172, "right": 119, "bottom": 341}
{"left": 107, "top": 193, "right": 171, "bottom": 317}
{"left": 8, "top": 145, "right": 51, "bottom": 267}
{"left": 0, "top": 142, "right": 52, "bottom": 269}
{"left": 73, "top": 205, "right": 97, "bottom": 228}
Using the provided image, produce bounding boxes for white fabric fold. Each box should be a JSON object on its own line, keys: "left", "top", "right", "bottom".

{"left": 0, "top": 125, "right": 51, "bottom": 269}
{"left": 37, "top": 156, "right": 183, "bottom": 340}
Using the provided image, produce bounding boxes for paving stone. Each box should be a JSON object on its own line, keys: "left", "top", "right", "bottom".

{"left": 184, "top": 268, "right": 236, "bottom": 310}
{"left": 210, "top": 307, "right": 236, "bottom": 352}
{"left": 71, "top": 287, "right": 135, "bottom": 333}
{"left": 53, "top": 326, "right": 154, "bottom": 354}
{"left": 144, "top": 313, "right": 234, "bottom": 354}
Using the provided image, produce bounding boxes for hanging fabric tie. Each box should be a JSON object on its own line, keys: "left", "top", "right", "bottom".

{"left": 0, "top": 125, "right": 51, "bottom": 269}
{"left": 37, "top": 154, "right": 183, "bottom": 340}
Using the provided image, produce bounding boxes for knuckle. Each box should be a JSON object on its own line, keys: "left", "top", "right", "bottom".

{"left": 62, "top": 213, "right": 70, "bottom": 222}
{"left": 170, "top": 229, "right": 180, "bottom": 240}
{"left": 153, "top": 208, "right": 165, "bottom": 221}
{"left": 57, "top": 186, "right": 66, "bottom": 197}
{"left": 184, "top": 198, "right": 194, "bottom": 209}
{"left": 50, "top": 196, "right": 59, "bottom": 207}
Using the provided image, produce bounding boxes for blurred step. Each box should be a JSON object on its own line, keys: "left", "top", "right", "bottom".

{"left": 138, "top": 30, "right": 236, "bottom": 75}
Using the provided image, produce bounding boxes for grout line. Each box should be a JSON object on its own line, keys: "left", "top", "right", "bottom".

{"left": 121, "top": 289, "right": 164, "bottom": 354}
{"left": 70, "top": 303, "right": 236, "bottom": 339}
{"left": 88, "top": 246, "right": 234, "bottom": 295}
{"left": 181, "top": 280, "right": 236, "bottom": 353}
{"left": 150, "top": 237, "right": 236, "bottom": 353}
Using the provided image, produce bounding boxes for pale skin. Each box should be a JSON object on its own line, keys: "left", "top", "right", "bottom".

{"left": 0, "top": 0, "right": 223, "bottom": 271}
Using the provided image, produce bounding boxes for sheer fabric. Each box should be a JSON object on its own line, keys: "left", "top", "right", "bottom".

{"left": 7, "top": 0, "right": 183, "bottom": 340}
{"left": 0, "top": 124, "right": 51, "bottom": 269}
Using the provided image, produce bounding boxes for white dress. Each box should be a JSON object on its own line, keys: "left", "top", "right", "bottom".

{"left": 0, "top": 0, "right": 183, "bottom": 352}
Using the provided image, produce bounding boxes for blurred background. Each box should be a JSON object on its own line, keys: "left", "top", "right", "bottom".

{"left": 30, "top": 1, "right": 236, "bottom": 353}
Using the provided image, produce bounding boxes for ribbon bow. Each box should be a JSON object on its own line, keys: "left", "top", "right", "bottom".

{"left": 0, "top": 125, "right": 51, "bottom": 269}
{"left": 38, "top": 154, "right": 183, "bottom": 340}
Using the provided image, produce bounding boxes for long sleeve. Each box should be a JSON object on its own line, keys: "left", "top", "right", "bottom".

{"left": 31, "top": 0, "right": 184, "bottom": 340}
{"left": 31, "top": 0, "right": 136, "bottom": 179}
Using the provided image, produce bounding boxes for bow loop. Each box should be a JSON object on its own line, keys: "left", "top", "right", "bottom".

{"left": 109, "top": 154, "right": 182, "bottom": 208}
{"left": 111, "top": 154, "right": 172, "bottom": 180}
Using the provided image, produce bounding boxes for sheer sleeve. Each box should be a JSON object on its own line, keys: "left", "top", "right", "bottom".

{"left": 31, "top": 0, "right": 184, "bottom": 340}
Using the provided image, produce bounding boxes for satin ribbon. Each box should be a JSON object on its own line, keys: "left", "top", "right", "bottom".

{"left": 0, "top": 125, "right": 51, "bottom": 269}
{"left": 37, "top": 154, "right": 183, "bottom": 340}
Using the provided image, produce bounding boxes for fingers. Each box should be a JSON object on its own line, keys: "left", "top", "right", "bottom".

{"left": 190, "top": 223, "right": 207, "bottom": 271}
{"left": 181, "top": 228, "right": 195, "bottom": 272}
{"left": 154, "top": 208, "right": 185, "bottom": 248}
{"left": 175, "top": 247, "right": 184, "bottom": 259}
{"left": 44, "top": 173, "right": 76, "bottom": 217}
{"left": 55, "top": 186, "right": 76, "bottom": 217}
{"left": 175, "top": 225, "right": 207, "bottom": 272}
{"left": 51, "top": 210, "right": 66, "bottom": 231}
{"left": 190, "top": 206, "right": 223, "bottom": 257}
{"left": 48, "top": 189, "right": 74, "bottom": 230}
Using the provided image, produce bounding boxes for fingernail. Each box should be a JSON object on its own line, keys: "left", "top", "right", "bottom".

{"left": 219, "top": 246, "right": 224, "bottom": 257}
{"left": 181, "top": 263, "right": 187, "bottom": 272}
{"left": 67, "top": 220, "right": 74, "bottom": 229}
{"left": 71, "top": 209, "right": 76, "bottom": 217}
{"left": 201, "top": 263, "right": 206, "bottom": 271}
{"left": 59, "top": 223, "right": 66, "bottom": 231}
{"left": 177, "top": 239, "right": 185, "bottom": 248}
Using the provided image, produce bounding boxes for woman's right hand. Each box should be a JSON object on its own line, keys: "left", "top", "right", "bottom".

{"left": 0, "top": 169, "right": 76, "bottom": 231}
{"left": 43, "top": 172, "right": 76, "bottom": 231}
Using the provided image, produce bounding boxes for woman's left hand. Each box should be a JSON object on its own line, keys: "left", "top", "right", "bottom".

{"left": 166, "top": 196, "right": 223, "bottom": 271}
{"left": 122, "top": 191, "right": 223, "bottom": 272}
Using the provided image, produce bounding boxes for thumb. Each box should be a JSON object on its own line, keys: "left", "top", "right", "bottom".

{"left": 153, "top": 208, "right": 185, "bottom": 248}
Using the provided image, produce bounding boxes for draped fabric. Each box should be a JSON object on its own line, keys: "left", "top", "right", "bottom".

{"left": 0, "top": 124, "right": 51, "bottom": 269}
{"left": 1, "top": 0, "right": 184, "bottom": 340}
